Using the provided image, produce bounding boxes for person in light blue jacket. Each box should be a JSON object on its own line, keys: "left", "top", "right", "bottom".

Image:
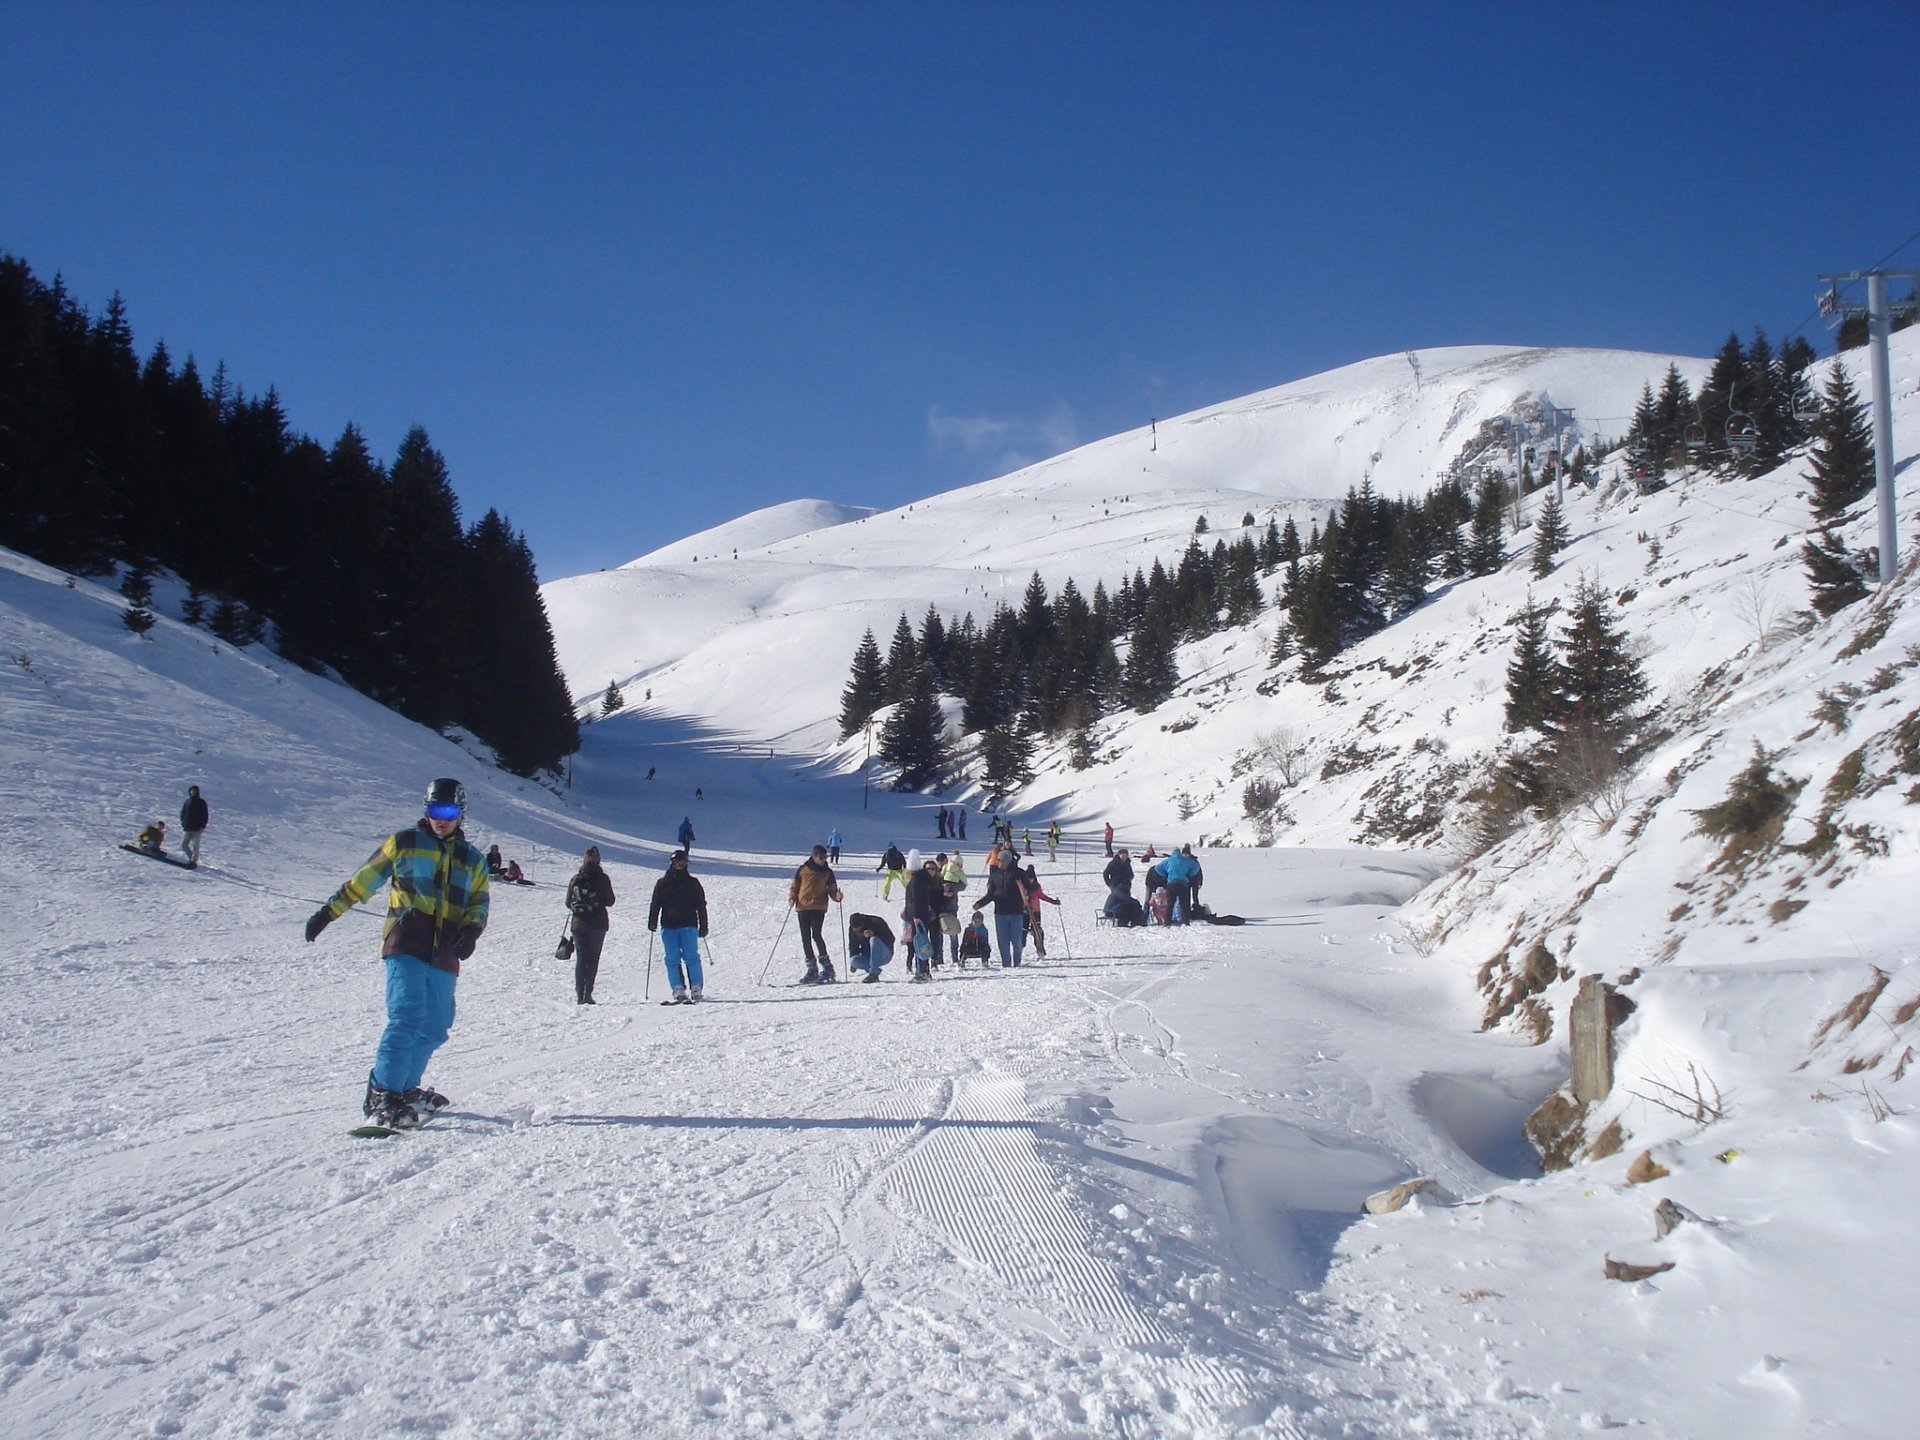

{"left": 1159, "top": 847, "right": 1200, "bottom": 925}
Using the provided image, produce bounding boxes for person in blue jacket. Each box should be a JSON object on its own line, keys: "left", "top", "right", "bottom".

{"left": 677, "top": 815, "right": 695, "bottom": 853}
{"left": 1159, "top": 846, "right": 1201, "bottom": 925}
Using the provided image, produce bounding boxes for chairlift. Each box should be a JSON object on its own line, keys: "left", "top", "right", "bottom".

{"left": 1726, "top": 412, "right": 1759, "bottom": 457}
{"left": 1684, "top": 421, "right": 1707, "bottom": 454}
{"left": 1791, "top": 391, "right": 1820, "bottom": 425}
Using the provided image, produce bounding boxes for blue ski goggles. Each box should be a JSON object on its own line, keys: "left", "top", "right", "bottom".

{"left": 425, "top": 802, "right": 464, "bottom": 821}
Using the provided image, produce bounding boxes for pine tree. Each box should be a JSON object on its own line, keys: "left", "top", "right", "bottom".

{"left": 1121, "top": 606, "right": 1179, "bottom": 712}
{"left": 878, "top": 662, "right": 948, "bottom": 789}
{"left": 180, "top": 585, "right": 207, "bottom": 627}
{"left": 1466, "top": 478, "right": 1508, "bottom": 575}
{"left": 978, "top": 718, "right": 1034, "bottom": 793}
{"left": 1801, "top": 528, "right": 1870, "bottom": 616}
{"left": 839, "top": 628, "right": 886, "bottom": 737}
{"left": 1806, "top": 365, "right": 1875, "bottom": 524}
{"left": 1380, "top": 511, "right": 1430, "bottom": 617}
{"left": 1067, "top": 718, "right": 1097, "bottom": 771}
{"left": 882, "top": 612, "right": 919, "bottom": 704}
{"left": 1553, "top": 575, "right": 1648, "bottom": 748}
{"left": 1530, "top": 490, "right": 1569, "bottom": 579}
{"left": 1504, "top": 595, "right": 1559, "bottom": 733}
{"left": 600, "top": 682, "right": 625, "bottom": 717}
{"left": 120, "top": 563, "right": 156, "bottom": 635}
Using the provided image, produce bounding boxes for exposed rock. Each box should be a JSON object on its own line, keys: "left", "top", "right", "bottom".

{"left": 1625, "top": 1149, "right": 1670, "bottom": 1185}
{"left": 1653, "top": 1197, "right": 1689, "bottom": 1240}
{"left": 1362, "top": 1177, "right": 1433, "bottom": 1215}
{"left": 1603, "top": 1255, "right": 1675, "bottom": 1283}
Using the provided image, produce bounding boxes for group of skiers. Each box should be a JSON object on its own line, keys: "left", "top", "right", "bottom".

{"left": 1101, "top": 843, "right": 1204, "bottom": 926}
{"left": 829, "top": 839, "right": 1062, "bottom": 984}
{"left": 295, "top": 775, "right": 1179, "bottom": 1130}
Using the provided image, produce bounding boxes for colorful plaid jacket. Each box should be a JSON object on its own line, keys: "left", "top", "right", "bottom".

{"left": 322, "top": 819, "right": 490, "bottom": 974}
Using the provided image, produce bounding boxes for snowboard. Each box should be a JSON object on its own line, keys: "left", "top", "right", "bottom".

{"left": 121, "top": 843, "right": 196, "bottom": 870}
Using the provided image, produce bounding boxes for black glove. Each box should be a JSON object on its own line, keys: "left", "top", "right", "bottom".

{"left": 304, "top": 907, "right": 333, "bottom": 942}
{"left": 454, "top": 935, "right": 477, "bottom": 961}
{"left": 648, "top": 924, "right": 658, "bottom": 933}
{"left": 698, "top": 926, "right": 708, "bottom": 939}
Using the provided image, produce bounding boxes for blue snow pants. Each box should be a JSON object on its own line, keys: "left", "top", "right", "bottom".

{"left": 661, "top": 927, "right": 703, "bottom": 991}
{"left": 993, "top": 912, "right": 1026, "bottom": 968}
{"left": 372, "top": 954, "right": 457, "bottom": 1093}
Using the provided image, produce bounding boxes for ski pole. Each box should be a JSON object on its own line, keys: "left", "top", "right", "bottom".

{"left": 1057, "top": 902, "right": 1074, "bottom": 964}
{"left": 644, "top": 928, "right": 656, "bottom": 1001}
{"left": 758, "top": 902, "right": 794, "bottom": 987}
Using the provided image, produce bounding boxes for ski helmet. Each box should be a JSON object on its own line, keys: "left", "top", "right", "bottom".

{"left": 425, "top": 777, "right": 467, "bottom": 820}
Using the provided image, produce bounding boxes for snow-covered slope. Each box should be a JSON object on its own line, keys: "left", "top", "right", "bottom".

{"left": 7, "top": 328, "right": 1920, "bottom": 1438}
{"left": 623, "top": 496, "right": 876, "bottom": 567}
{"left": 543, "top": 345, "right": 1704, "bottom": 741}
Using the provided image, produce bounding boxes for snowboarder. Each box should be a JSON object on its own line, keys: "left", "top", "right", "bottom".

{"left": 972, "top": 847, "right": 1033, "bottom": 968}
{"left": 648, "top": 849, "right": 708, "bottom": 1002}
{"left": 179, "top": 785, "right": 209, "bottom": 866}
{"left": 304, "top": 778, "right": 488, "bottom": 1130}
{"left": 847, "top": 912, "right": 895, "bottom": 983}
{"left": 789, "top": 844, "right": 844, "bottom": 984}
{"left": 826, "top": 827, "right": 844, "bottom": 864}
{"left": 677, "top": 815, "right": 695, "bottom": 853}
{"left": 877, "top": 842, "right": 907, "bottom": 899}
{"left": 486, "top": 843, "right": 505, "bottom": 876}
{"left": 564, "top": 845, "right": 616, "bottom": 1004}
{"left": 134, "top": 820, "right": 167, "bottom": 856}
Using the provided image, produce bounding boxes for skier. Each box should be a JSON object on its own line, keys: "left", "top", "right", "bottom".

{"left": 646, "top": 766, "right": 656, "bottom": 781}
{"left": 957, "top": 809, "right": 967, "bottom": 841}
{"left": 972, "top": 847, "right": 1033, "bottom": 968}
{"left": 677, "top": 815, "right": 695, "bottom": 853}
{"left": 846, "top": 912, "right": 895, "bottom": 983}
{"left": 876, "top": 841, "right": 907, "bottom": 899}
{"left": 1103, "top": 821, "right": 1114, "bottom": 857}
{"left": 826, "top": 827, "right": 844, "bottom": 864}
{"left": 648, "top": 849, "right": 709, "bottom": 1002}
{"left": 1021, "top": 863, "right": 1062, "bottom": 958}
{"left": 564, "top": 845, "right": 616, "bottom": 1004}
{"left": 304, "top": 778, "right": 488, "bottom": 1130}
{"left": 1046, "top": 821, "right": 1061, "bottom": 863}
{"left": 789, "top": 843, "right": 844, "bottom": 984}
{"left": 179, "top": 785, "right": 209, "bottom": 866}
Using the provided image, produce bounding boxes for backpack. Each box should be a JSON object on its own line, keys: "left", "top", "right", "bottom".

{"left": 568, "top": 874, "right": 604, "bottom": 918}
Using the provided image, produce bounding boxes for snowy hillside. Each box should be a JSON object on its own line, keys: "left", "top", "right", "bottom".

{"left": 623, "top": 497, "right": 877, "bottom": 568}
{"left": 543, "top": 345, "right": 1703, "bottom": 743}
{"left": 6, "top": 327, "right": 1919, "bottom": 1438}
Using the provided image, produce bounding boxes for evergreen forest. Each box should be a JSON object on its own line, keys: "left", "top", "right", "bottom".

{"left": 0, "top": 254, "right": 578, "bottom": 775}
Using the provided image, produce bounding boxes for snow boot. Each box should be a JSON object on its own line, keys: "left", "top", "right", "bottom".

{"left": 364, "top": 1081, "right": 420, "bottom": 1129}
{"left": 819, "top": 961, "right": 838, "bottom": 984}
{"left": 799, "top": 965, "right": 822, "bottom": 986}
{"left": 404, "top": 1085, "right": 450, "bottom": 1113}
{"left": 862, "top": 969, "right": 880, "bottom": 984}
{"left": 671, "top": 985, "right": 689, "bottom": 1004}
{"left": 689, "top": 985, "right": 703, "bottom": 1003}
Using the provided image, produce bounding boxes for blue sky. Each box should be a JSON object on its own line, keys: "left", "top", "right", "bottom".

{"left": 4, "top": 2, "right": 1916, "bottom": 579}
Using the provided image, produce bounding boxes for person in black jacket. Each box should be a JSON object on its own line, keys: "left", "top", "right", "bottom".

{"left": 565, "top": 846, "right": 617, "bottom": 1004}
{"left": 648, "top": 849, "right": 709, "bottom": 1002}
{"left": 902, "top": 856, "right": 944, "bottom": 982}
{"left": 179, "top": 785, "right": 210, "bottom": 866}
{"left": 1102, "top": 849, "right": 1134, "bottom": 914}
{"left": 972, "top": 847, "right": 1033, "bottom": 968}
{"left": 846, "top": 912, "right": 895, "bottom": 983}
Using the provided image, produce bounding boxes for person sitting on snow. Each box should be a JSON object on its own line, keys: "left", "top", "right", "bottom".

{"left": 136, "top": 820, "right": 166, "bottom": 855}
